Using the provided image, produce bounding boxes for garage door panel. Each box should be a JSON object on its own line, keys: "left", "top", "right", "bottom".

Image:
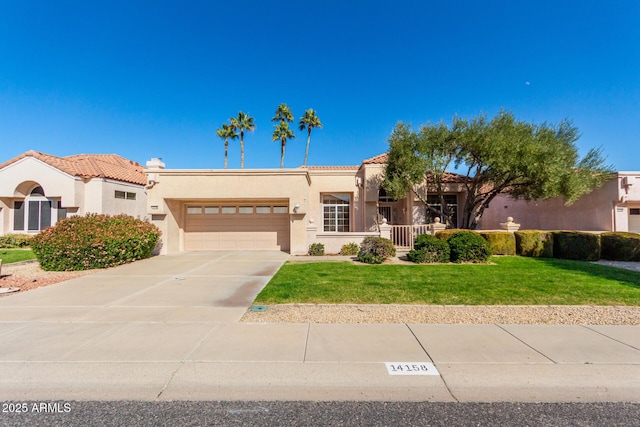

{"left": 184, "top": 207, "right": 290, "bottom": 251}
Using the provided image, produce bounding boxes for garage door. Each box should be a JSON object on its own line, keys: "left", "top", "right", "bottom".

{"left": 184, "top": 204, "right": 290, "bottom": 251}
{"left": 630, "top": 208, "right": 640, "bottom": 234}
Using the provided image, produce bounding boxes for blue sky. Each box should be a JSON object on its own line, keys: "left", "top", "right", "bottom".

{"left": 1, "top": 1, "right": 639, "bottom": 171}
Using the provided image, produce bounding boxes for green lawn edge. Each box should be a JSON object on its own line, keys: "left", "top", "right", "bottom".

{"left": 255, "top": 256, "right": 640, "bottom": 306}
{"left": 0, "top": 249, "right": 36, "bottom": 264}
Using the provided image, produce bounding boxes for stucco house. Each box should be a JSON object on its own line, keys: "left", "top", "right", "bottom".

{"left": 144, "top": 153, "right": 468, "bottom": 255}
{"left": 0, "top": 150, "right": 147, "bottom": 236}
{"left": 481, "top": 172, "right": 640, "bottom": 234}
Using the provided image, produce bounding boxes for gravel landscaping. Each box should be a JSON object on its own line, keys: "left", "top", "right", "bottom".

{"left": 240, "top": 303, "right": 640, "bottom": 325}
{"left": 0, "top": 260, "right": 95, "bottom": 297}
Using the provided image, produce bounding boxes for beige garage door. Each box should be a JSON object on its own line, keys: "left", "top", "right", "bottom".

{"left": 629, "top": 208, "right": 640, "bottom": 234}
{"left": 184, "top": 204, "right": 290, "bottom": 251}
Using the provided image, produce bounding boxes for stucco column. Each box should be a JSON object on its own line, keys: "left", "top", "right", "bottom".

{"left": 306, "top": 219, "right": 318, "bottom": 253}
{"left": 430, "top": 217, "right": 446, "bottom": 235}
{"left": 379, "top": 218, "right": 392, "bottom": 240}
{"left": 500, "top": 216, "right": 521, "bottom": 232}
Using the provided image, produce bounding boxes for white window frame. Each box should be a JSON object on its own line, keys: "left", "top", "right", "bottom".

{"left": 322, "top": 194, "right": 351, "bottom": 232}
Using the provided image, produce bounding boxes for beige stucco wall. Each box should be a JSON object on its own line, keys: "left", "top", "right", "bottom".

{"left": 146, "top": 169, "right": 314, "bottom": 255}
{"left": 0, "top": 157, "right": 147, "bottom": 235}
{"left": 145, "top": 167, "right": 372, "bottom": 255}
{"left": 481, "top": 178, "right": 621, "bottom": 231}
{"left": 0, "top": 157, "right": 79, "bottom": 206}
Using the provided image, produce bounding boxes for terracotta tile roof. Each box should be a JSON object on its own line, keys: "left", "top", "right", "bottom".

{"left": 0, "top": 150, "right": 146, "bottom": 186}
{"left": 362, "top": 152, "right": 469, "bottom": 184}
{"left": 362, "top": 153, "right": 389, "bottom": 164}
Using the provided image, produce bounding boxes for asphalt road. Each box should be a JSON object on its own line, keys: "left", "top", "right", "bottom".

{"left": 1, "top": 401, "right": 639, "bottom": 427}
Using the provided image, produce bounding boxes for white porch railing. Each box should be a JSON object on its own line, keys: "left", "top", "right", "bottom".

{"left": 391, "top": 224, "right": 431, "bottom": 249}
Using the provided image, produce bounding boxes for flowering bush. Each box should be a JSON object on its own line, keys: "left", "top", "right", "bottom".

{"left": 31, "top": 214, "right": 161, "bottom": 271}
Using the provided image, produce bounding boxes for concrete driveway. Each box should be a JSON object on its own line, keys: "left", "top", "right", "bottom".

{"left": 0, "top": 251, "right": 289, "bottom": 323}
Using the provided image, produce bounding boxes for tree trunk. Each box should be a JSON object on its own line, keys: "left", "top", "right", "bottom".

{"left": 224, "top": 139, "right": 228, "bottom": 169}
{"left": 280, "top": 138, "right": 286, "bottom": 168}
{"left": 240, "top": 131, "right": 245, "bottom": 169}
{"left": 303, "top": 129, "right": 311, "bottom": 166}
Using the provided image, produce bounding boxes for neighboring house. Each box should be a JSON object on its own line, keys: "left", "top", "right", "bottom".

{"left": 481, "top": 172, "right": 640, "bottom": 234}
{"left": 144, "top": 153, "right": 468, "bottom": 255}
{"left": 0, "top": 150, "right": 147, "bottom": 236}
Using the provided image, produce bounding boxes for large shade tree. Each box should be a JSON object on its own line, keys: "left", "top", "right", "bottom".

{"left": 215, "top": 122, "right": 238, "bottom": 169}
{"left": 299, "top": 109, "right": 323, "bottom": 166}
{"left": 383, "top": 111, "right": 614, "bottom": 229}
{"left": 272, "top": 104, "right": 295, "bottom": 168}
{"left": 230, "top": 111, "right": 255, "bottom": 169}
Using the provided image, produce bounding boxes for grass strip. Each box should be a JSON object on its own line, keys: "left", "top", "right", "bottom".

{"left": 255, "top": 256, "right": 640, "bottom": 306}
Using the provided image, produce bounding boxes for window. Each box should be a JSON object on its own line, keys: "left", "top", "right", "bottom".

{"left": 14, "top": 187, "right": 54, "bottom": 232}
{"left": 378, "top": 188, "right": 396, "bottom": 202}
{"left": 221, "top": 206, "right": 237, "bottom": 214}
{"left": 273, "top": 206, "right": 288, "bottom": 214}
{"left": 57, "top": 201, "right": 67, "bottom": 221}
{"left": 204, "top": 206, "right": 219, "bottom": 214}
{"left": 322, "top": 194, "right": 350, "bottom": 232}
{"left": 187, "top": 206, "right": 202, "bottom": 214}
{"left": 426, "top": 194, "right": 458, "bottom": 227}
{"left": 239, "top": 206, "right": 253, "bottom": 214}
{"left": 256, "top": 206, "right": 271, "bottom": 214}
{"left": 631, "top": 208, "right": 640, "bottom": 215}
{"left": 13, "top": 201, "right": 25, "bottom": 231}
{"left": 115, "top": 190, "right": 136, "bottom": 200}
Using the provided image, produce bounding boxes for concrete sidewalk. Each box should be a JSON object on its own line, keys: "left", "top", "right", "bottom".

{"left": 0, "top": 252, "right": 638, "bottom": 402}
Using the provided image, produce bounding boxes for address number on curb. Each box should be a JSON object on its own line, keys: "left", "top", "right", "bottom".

{"left": 385, "top": 362, "right": 440, "bottom": 376}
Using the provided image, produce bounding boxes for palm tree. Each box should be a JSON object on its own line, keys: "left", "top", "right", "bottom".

{"left": 215, "top": 123, "right": 238, "bottom": 169}
{"left": 272, "top": 121, "right": 295, "bottom": 168}
{"left": 298, "top": 109, "right": 323, "bottom": 166}
{"left": 271, "top": 103, "right": 294, "bottom": 124}
{"left": 230, "top": 111, "right": 255, "bottom": 169}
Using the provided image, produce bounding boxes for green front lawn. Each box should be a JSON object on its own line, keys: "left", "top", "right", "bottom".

{"left": 255, "top": 257, "right": 640, "bottom": 306}
{"left": 0, "top": 249, "right": 36, "bottom": 264}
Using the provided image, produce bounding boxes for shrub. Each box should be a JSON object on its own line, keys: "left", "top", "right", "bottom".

{"left": 340, "top": 242, "right": 359, "bottom": 256}
{"left": 478, "top": 232, "right": 516, "bottom": 255}
{"left": 0, "top": 234, "right": 33, "bottom": 248}
{"left": 30, "top": 214, "right": 161, "bottom": 271}
{"left": 445, "top": 231, "right": 492, "bottom": 263}
{"left": 515, "top": 230, "right": 554, "bottom": 258}
{"left": 552, "top": 231, "right": 600, "bottom": 261}
{"left": 407, "top": 234, "right": 450, "bottom": 263}
{"left": 308, "top": 243, "right": 325, "bottom": 256}
{"left": 600, "top": 232, "right": 640, "bottom": 261}
{"left": 357, "top": 236, "right": 396, "bottom": 264}
{"left": 434, "top": 229, "right": 465, "bottom": 241}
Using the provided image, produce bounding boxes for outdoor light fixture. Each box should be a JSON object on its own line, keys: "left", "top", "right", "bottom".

{"left": 294, "top": 203, "right": 300, "bottom": 213}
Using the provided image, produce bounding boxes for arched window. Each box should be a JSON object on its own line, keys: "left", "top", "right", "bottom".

{"left": 13, "top": 186, "right": 52, "bottom": 232}
{"left": 30, "top": 186, "right": 45, "bottom": 197}
{"left": 378, "top": 188, "right": 396, "bottom": 203}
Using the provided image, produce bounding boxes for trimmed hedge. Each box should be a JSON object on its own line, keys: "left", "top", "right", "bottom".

{"left": 357, "top": 236, "right": 396, "bottom": 264}
{"left": 478, "top": 232, "right": 516, "bottom": 255}
{"left": 340, "top": 242, "right": 359, "bottom": 256}
{"left": 600, "top": 232, "right": 640, "bottom": 261}
{"left": 0, "top": 234, "right": 33, "bottom": 248}
{"left": 407, "top": 234, "right": 450, "bottom": 263}
{"left": 515, "top": 230, "right": 554, "bottom": 258}
{"left": 31, "top": 214, "right": 161, "bottom": 271}
{"left": 434, "top": 229, "right": 465, "bottom": 241}
{"left": 308, "top": 243, "right": 325, "bottom": 256}
{"left": 444, "top": 231, "right": 492, "bottom": 263}
{"left": 552, "top": 231, "right": 600, "bottom": 261}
